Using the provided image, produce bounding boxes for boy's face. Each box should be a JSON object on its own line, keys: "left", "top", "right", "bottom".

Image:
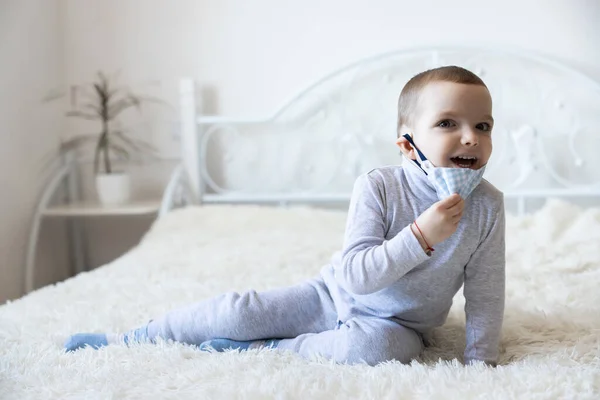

{"left": 397, "top": 81, "right": 494, "bottom": 170}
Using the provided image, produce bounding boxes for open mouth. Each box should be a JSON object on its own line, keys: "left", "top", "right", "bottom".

{"left": 450, "top": 156, "right": 478, "bottom": 169}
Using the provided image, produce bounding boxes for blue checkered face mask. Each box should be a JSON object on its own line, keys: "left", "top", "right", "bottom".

{"left": 402, "top": 134, "right": 486, "bottom": 200}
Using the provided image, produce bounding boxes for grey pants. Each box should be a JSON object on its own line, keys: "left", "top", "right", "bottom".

{"left": 146, "top": 277, "right": 423, "bottom": 366}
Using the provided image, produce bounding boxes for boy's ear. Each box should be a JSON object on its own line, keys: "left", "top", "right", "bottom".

{"left": 395, "top": 133, "right": 416, "bottom": 160}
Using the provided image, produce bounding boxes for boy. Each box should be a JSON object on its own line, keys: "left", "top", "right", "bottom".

{"left": 65, "top": 65, "right": 505, "bottom": 367}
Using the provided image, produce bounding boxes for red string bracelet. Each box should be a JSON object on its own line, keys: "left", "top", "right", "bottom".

{"left": 413, "top": 221, "right": 434, "bottom": 253}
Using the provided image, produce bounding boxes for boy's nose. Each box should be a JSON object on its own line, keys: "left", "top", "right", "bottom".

{"left": 461, "top": 129, "right": 479, "bottom": 146}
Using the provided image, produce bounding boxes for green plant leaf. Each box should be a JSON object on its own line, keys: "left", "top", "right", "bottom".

{"left": 60, "top": 135, "right": 98, "bottom": 151}
{"left": 65, "top": 110, "right": 99, "bottom": 121}
{"left": 77, "top": 86, "right": 100, "bottom": 104}
{"left": 81, "top": 102, "right": 102, "bottom": 116}
{"left": 98, "top": 71, "right": 109, "bottom": 90}
{"left": 109, "top": 143, "right": 131, "bottom": 160}
{"left": 41, "top": 88, "right": 67, "bottom": 103}
{"left": 93, "top": 83, "right": 103, "bottom": 97}
{"left": 113, "top": 130, "right": 157, "bottom": 154}
{"left": 107, "top": 88, "right": 120, "bottom": 100}
{"left": 107, "top": 98, "right": 138, "bottom": 120}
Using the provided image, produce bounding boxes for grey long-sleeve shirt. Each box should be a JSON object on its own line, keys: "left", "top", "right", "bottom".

{"left": 320, "top": 158, "right": 506, "bottom": 365}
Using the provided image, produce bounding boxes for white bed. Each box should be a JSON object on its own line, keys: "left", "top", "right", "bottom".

{"left": 2, "top": 47, "right": 600, "bottom": 399}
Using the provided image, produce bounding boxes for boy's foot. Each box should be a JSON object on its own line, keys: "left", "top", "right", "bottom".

{"left": 198, "top": 338, "right": 279, "bottom": 352}
{"left": 64, "top": 325, "right": 150, "bottom": 352}
{"left": 64, "top": 333, "right": 110, "bottom": 352}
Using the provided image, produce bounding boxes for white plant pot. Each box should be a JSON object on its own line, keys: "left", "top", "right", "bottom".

{"left": 95, "top": 173, "right": 131, "bottom": 205}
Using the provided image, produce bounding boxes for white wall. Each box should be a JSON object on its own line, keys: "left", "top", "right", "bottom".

{"left": 0, "top": 0, "right": 69, "bottom": 302}
{"left": 66, "top": 0, "right": 600, "bottom": 118}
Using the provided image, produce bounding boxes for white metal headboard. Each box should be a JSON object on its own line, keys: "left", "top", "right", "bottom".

{"left": 179, "top": 46, "right": 600, "bottom": 214}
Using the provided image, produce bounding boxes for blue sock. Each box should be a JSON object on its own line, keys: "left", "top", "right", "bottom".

{"left": 123, "top": 325, "right": 150, "bottom": 345}
{"left": 198, "top": 338, "right": 280, "bottom": 352}
{"left": 64, "top": 324, "right": 150, "bottom": 352}
{"left": 64, "top": 333, "right": 109, "bottom": 352}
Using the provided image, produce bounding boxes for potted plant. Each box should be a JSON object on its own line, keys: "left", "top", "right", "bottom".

{"left": 45, "top": 71, "right": 160, "bottom": 205}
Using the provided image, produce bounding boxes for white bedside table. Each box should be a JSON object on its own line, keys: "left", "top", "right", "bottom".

{"left": 42, "top": 200, "right": 162, "bottom": 217}
{"left": 24, "top": 158, "right": 195, "bottom": 294}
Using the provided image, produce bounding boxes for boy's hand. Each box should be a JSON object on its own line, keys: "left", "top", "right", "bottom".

{"left": 414, "top": 193, "right": 464, "bottom": 247}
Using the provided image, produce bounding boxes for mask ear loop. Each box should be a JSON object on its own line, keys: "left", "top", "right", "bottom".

{"left": 402, "top": 133, "right": 429, "bottom": 175}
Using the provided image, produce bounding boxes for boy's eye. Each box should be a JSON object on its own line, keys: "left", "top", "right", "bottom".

{"left": 477, "top": 122, "right": 492, "bottom": 131}
{"left": 437, "top": 120, "right": 455, "bottom": 128}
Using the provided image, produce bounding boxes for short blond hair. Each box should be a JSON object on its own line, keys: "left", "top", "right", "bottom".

{"left": 397, "top": 66, "right": 487, "bottom": 137}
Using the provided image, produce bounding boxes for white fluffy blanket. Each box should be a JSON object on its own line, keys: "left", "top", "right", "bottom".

{"left": 1, "top": 199, "right": 599, "bottom": 399}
